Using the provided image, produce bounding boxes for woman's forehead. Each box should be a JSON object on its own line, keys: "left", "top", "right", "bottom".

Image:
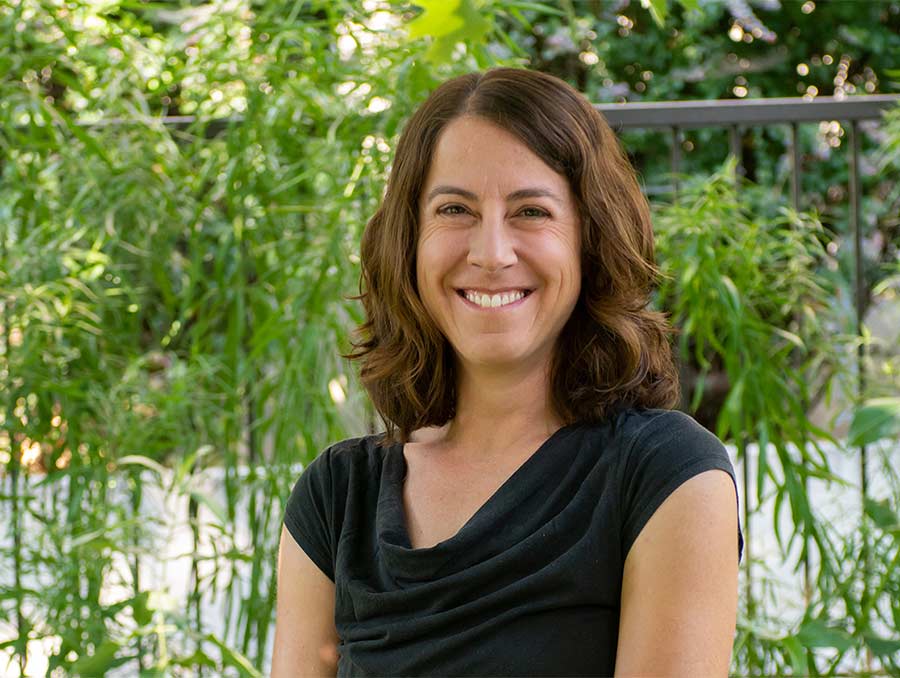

{"left": 431, "top": 116, "right": 542, "bottom": 164}
{"left": 423, "top": 117, "right": 571, "bottom": 200}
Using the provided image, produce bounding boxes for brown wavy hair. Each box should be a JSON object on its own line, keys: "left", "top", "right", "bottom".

{"left": 344, "top": 67, "right": 680, "bottom": 443}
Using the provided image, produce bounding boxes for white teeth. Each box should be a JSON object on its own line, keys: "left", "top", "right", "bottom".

{"left": 463, "top": 290, "right": 526, "bottom": 308}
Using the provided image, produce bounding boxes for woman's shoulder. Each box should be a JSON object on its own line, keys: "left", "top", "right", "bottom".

{"left": 325, "top": 430, "right": 394, "bottom": 454}
{"left": 603, "top": 406, "right": 718, "bottom": 444}
{"left": 304, "top": 430, "right": 396, "bottom": 478}
{"left": 608, "top": 407, "right": 733, "bottom": 479}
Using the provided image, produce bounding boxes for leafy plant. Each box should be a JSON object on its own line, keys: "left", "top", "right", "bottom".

{"left": 653, "top": 157, "right": 900, "bottom": 674}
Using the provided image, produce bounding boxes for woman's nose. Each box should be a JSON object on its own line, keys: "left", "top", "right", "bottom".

{"left": 467, "top": 211, "right": 517, "bottom": 271}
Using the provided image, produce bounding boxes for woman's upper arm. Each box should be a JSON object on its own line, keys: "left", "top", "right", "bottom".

{"left": 271, "top": 525, "right": 340, "bottom": 678}
{"left": 614, "top": 469, "right": 740, "bottom": 677}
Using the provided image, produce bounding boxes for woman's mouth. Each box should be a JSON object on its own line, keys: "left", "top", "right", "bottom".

{"left": 455, "top": 288, "right": 534, "bottom": 310}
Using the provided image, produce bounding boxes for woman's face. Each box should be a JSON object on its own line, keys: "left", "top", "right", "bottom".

{"left": 416, "top": 115, "right": 581, "bottom": 376}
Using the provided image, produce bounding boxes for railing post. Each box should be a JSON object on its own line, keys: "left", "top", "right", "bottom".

{"left": 790, "top": 122, "right": 801, "bottom": 213}
{"left": 670, "top": 125, "right": 682, "bottom": 196}
{"left": 729, "top": 125, "right": 743, "bottom": 178}
{"left": 789, "top": 121, "right": 814, "bottom": 609}
{"left": 848, "top": 118, "right": 872, "bottom": 673}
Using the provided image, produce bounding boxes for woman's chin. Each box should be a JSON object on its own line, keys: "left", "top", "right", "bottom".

{"left": 456, "top": 343, "right": 531, "bottom": 370}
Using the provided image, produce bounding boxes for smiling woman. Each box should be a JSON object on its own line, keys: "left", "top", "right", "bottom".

{"left": 272, "top": 67, "right": 744, "bottom": 677}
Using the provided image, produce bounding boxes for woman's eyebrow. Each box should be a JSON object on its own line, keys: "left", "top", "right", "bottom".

{"left": 425, "top": 185, "right": 563, "bottom": 205}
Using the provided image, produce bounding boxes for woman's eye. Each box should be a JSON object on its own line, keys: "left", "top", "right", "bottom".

{"left": 520, "top": 207, "right": 549, "bottom": 218}
{"left": 438, "top": 204, "right": 468, "bottom": 216}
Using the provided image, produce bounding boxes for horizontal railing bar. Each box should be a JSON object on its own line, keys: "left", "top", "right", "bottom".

{"left": 596, "top": 94, "right": 900, "bottom": 129}
{"left": 81, "top": 114, "right": 207, "bottom": 127}
{"left": 10, "top": 95, "right": 899, "bottom": 136}
{"left": 22, "top": 115, "right": 238, "bottom": 137}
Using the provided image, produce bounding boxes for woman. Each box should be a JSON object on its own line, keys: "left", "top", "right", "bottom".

{"left": 272, "top": 67, "right": 743, "bottom": 677}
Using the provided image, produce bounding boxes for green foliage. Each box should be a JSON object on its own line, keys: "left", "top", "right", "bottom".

{"left": 640, "top": 0, "right": 700, "bottom": 28}
{"left": 850, "top": 398, "right": 900, "bottom": 447}
{"left": 1, "top": 0, "right": 898, "bottom": 676}
{"left": 652, "top": 157, "right": 900, "bottom": 674}
{"left": 656, "top": 156, "right": 845, "bottom": 550}
{"left": 407, "top": 0, "right": 492, "bottom": 63}
{"left": 655, "top": 156, "right": 838, "bottom": 439}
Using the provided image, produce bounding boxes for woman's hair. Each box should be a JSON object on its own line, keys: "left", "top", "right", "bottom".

{"left": 345, "top": 67, "right": 680, "bottom": 443}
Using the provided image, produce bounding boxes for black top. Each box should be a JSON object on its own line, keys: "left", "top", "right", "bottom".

{"left": 283, "top": 407, "right": 744, "bottom": 677}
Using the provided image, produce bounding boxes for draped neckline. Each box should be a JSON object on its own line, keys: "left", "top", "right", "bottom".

{"left": 375, "top": 422, "right": 584, "bottom": 583}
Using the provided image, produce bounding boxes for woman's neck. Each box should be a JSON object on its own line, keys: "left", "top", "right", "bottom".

{"left": 434, "top": 358, "right": 564, "bottom": 456}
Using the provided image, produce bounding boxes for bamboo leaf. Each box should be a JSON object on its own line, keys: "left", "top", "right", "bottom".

{"left": 780, "top": 634, "right": 807, "bottom": 675}
{"left": 71, "top": 639, "right": 121, "bottom": 677}
{"left": 772, "top": 327, "right": 806, "bottom": 351}
{"left": 849, "top": 397, "right": 900, "bottom": 446}
{"left": 755, "top": 420, "right": 769, "bottom": 502}
{"left": 171, "top": 649, "right": 218, "bottom": 668}
{"left": 796, "top": 619, "right": 855, "bottom": 652}
{"left": 864, "top": 497, "right": 900, "bottom": 532}
{"left": 204, "top": 634, "right": 263, "bottom": 678}
{"left": 116, "top": 455, "right": 167, "bottom": 476}
{"left": 504, "top": 1, "right": 568, "bottom": 17}
{"left": 189, "top": 488, "right": 228, "bottom": 527}
{"left": 640, "top": 0, "right": 669, "bottom": 27}
{"left": 132, "top": 591, "right": 153, "bottom": 627}
{"left": 864, "top": 633, "right": 900, "bottom": 657}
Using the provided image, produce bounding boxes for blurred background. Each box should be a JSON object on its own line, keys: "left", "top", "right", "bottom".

{"left": 1, "top": 0, "right": 899, "bottom": 676}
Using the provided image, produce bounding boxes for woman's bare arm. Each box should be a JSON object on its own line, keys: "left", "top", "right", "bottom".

{"left": 614, "top": 469, "right": 740, "bottom": 677}
{"left": 271, "top": 525, "right": 340, "bottom": 677}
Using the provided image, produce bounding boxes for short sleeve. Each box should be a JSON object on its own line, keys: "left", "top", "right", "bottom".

{"left": 618, "top": 410, "right": 744, "bottom": 565}
{"left": 283, "top": 447, "right": 336, "bottom": 581}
